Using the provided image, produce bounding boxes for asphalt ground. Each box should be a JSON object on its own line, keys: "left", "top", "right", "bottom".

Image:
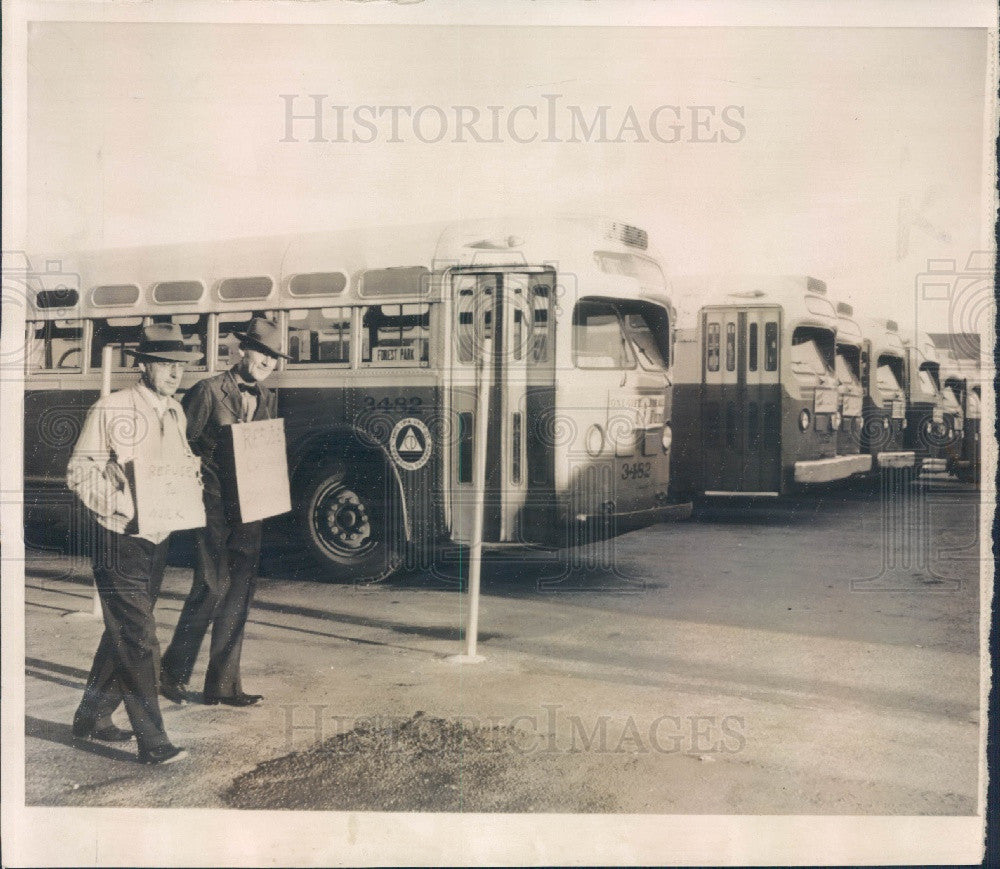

{"left": 21, "top": 472, "right": 984, "bottom": 814}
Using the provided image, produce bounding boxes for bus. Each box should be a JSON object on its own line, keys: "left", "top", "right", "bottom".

{"left": 670, "top": 275, "right": 863, "bottom": 498}
{"left": 941, "top": 354, "right": 980, "bottom": 484}
{"left": 22, "top": 216, "right": 691, "bottom": 582}
{"left": 832, "top": 301, "right": 873, "bottom": 476}
{"left": 858, "top": 318, "right": 914, "bottom": 471}
{"left": 902, "top": 332, "right": 953, "bottom": 474}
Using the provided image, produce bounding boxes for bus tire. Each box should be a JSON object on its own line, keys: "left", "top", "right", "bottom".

{"left": 297, "top": 458, "right": 403, "bottom": 583}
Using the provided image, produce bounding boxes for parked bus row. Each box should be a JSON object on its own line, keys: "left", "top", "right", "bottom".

{"left": 18, "top": 217, "right": 981, "bottom": 581}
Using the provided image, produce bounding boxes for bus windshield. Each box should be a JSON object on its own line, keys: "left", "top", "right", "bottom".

{"left": 835, "top": 348, "right": 860, "bottom": 385}
{"left": 791, "top": 327, "right": 835, "bottom": 377}
{"left": 876, "top": 361, "right": 903, "bottom": 393}
{"left": 621, "top": 304, "right": 670, "bottom": 370}
{"left": 918, "top": 367, "right": 938, "bottom": 394}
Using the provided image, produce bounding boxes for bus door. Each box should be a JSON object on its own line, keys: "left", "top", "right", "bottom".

{"left": 702, "top": 306, "right": 781, "bottom": 493}
{"left": 450, "top": 269, "right": 556, "bottom": 544}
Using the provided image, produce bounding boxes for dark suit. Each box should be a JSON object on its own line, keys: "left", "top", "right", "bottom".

{"left": 161, "top": 368, "right": 277, "bottom": 699}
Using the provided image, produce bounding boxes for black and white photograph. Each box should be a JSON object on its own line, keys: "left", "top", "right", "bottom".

{"left": 1, "top": 1, "right": 995, "bottom": 865}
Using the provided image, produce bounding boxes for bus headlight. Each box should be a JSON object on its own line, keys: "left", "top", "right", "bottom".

{"left": 831, "top": 411, "right": 842, "bottom": 430}
{"left": 799, "top": 409, "right": 811, "bottom": 431}
{"left": 585, "top": 424, "right": 605, "bottom": 457}
{"left": 661, "top": 424, "right": 673, "bottom": 452}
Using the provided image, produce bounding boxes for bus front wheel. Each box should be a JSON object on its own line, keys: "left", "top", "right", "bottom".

{"left": 298, "top": 459, "right": 403, "bottom": 583}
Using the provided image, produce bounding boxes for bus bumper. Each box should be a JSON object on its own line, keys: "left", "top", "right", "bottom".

{"left": 876, "top": 451, "right": 915, "bottom": 469}
{"left": 793, "top": 454, "right": 871, "bottom": 484}
{"left": 574, "top": 500, "right": 693, "bottom": 529}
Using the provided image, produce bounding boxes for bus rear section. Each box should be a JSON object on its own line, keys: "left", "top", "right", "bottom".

{"left": 902, "top": 333, "right": 952, "bottom": 474}
{"left": 832, "top": 302, "right": 872, "bottom": 477}
{"left": 671, "top": 275, "right": 859, "bottom": 497}
{"left": 859, "top": 319, "right": 914, "bottom": 471}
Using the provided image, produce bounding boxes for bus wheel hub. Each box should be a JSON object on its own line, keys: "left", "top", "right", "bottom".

{"left": 324, "top": 490, "right": 371, "bottom": 550}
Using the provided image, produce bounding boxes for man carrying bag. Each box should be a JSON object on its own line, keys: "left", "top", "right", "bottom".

{"left": 68, "top": 324, "right": 203, "bottom": 765}
{"left": 160, "top": 317, "right": 289, "bottom": 707}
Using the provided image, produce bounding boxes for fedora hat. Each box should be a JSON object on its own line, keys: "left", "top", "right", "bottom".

{"left": 232, "top": 317, "right": 289, "bottom": 359}
{"left": 126, "top": 323, "right": 203, "bottom": 363}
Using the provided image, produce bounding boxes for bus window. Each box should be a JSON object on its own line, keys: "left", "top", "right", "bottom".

{"left": 91, "top": 317, "right": 144, "bottom": 370}
{"left": 706, "top": 322, "right": 720, "bottom": 372}
{"left": 217, "top": 311, "right": 275, "bottom": 370}
{"left": 362, "top": 303, "right": 430, "bottom": 367}
{"left": 288, "top": 308, "right": 351, "bottom": 365}
{"left": 725, "top": 322, "right": 736, "bottom": 371}
{"left": 621, "top": 304, "right": 670, "bottom": 370}
{"left": 26, "top": 320, "right": 84, "bottom": 372}
{"left": 531, "top": 280, "right": 551, "bottom": 363}
{"left": 748, "top": 322, "right": 758, "bottom": 372}
{"left": 835, "top": 347, "right": 861, "bottom": 385}
{"left": 764, "top": 322, "right": 778, "bottom": 371}
{"left": 918, "top": 367, "right": 938, "bottom": 394}
{"left": 572, "top": 301, "right": 633, "bottom": 369}
{"left": 876, "top": 359, "right": 904, "bottom": 393}
{"left": 790, "top": 327, "right": 834, "bottom": 377}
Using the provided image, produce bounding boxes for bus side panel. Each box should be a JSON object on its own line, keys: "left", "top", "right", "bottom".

{"left": 24, "top": 387, "right": 100, "bottom": 486}
{"left": 904, "top": 400, "right": 942, "bottom": 463}
{"left": 781, "top": 384, "right": 837, "bottom": 491}
{"left": 669, "top": 382, "right": 703, "bottom": 497}
{"left": 279, "top": 383, "right": 446, "bottom": 551}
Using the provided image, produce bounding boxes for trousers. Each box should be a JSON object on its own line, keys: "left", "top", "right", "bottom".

{"left": 75, "top": 528, "right": 172, "bottom": 752}
{"left": 161, "top": 494, "right": 262, "bottom": 698}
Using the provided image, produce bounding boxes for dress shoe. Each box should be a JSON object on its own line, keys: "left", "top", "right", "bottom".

{"left": 202, "top": 692, "right": 263, "bottom": 707}
{"left": 72, "top": 718, "right": 134, "bottom": 742}
{"left": 159, "top": 674, "right": 189, "bottom": 705}
{"left": 137, "top": 744, "right": 188, "bottom": 765}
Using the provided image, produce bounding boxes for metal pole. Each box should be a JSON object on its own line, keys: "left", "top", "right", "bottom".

{"left": 463, "top": 334, "right": 491, "bottom": 660}
{"left": 93, "top": 344, "right": 114, "bottom": 617}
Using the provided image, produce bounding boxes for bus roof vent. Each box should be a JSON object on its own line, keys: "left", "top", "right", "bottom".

{"left": 606, "top": 222, "right": 648, "bottom": 251}
{"left": 806, "top": 277, "right": 827, "bottom": 295}
{"left": 92, "top": 284, "right": 140, "bottom": 307}
{"left": 886, "top": 319, "right": 899, "bottom": 332}
{"left": 835, "top": 301, "right": 853, "bottom": 316}
{"left": 360, "top": 266, "right": 430, "bottom": 297}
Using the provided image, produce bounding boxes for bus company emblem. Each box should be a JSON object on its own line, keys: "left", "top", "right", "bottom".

{"left": 389, "top": 417, "right": 432, "bottom": 471}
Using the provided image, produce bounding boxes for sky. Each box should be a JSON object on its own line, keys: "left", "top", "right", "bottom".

{"left": 26, "top": 23, "right": 991, "bottom": 336}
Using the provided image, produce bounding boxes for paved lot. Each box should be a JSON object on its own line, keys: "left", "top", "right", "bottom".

{"left": 22, "top": 474, "right": 984, "bottom": 813}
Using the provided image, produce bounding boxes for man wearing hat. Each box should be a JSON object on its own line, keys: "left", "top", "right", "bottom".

{"left": 160, "top": 317, "right": 288, "bottom": 707}
{"left": 67, "top": 323, "right": 202, "bottom": 764}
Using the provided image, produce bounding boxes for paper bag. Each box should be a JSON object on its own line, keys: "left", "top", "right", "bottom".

{"left": 219, "top": 418, "right": 292, "bottom": 524}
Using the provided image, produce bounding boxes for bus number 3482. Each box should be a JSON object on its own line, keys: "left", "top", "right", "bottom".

{"left": 620, "top": 461, "right": 652, "bottom": 480}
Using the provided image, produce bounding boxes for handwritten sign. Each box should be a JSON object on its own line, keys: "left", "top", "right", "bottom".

{"left": 222, "top": 418, "right": 292, "bottom": 524}
{"left": 132, "top": 454, "right": 206, "bottom": 536}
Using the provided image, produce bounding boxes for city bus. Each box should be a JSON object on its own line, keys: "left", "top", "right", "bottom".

{"left": 941, "top": 354, "right": 980, "bottom": 484}
{"left": 902, "top": 332, "right": 953, "bottom": 474}
{"left": 832, "top": 301, "right": 872, "bottom": 476}
{"left": 669, "top": 275, "right": 862, "bottom": 498}
{"left": 858, "top": 318, "right": 914, "bottom": 471}
{"left": 22, "top": 216, "right": 691, "bottom": 581}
